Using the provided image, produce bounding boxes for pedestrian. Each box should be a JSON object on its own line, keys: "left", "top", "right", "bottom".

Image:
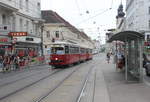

{"left": 6, "top": 55, "right": 11, "bottom": 71}
{"left": 14, "top": 55, "right": 20, "bottom": 70}
{"left": 106, "top": 52, "right": 111, "bottom": 63}
{"left": 117, "top": 52, "right": 124, "bottom": 69}
{"left": 0, "top": 55, "right": 3, "bottom": 71}
{"left": 3, "top": 55, "right": 10, "bottom": 72}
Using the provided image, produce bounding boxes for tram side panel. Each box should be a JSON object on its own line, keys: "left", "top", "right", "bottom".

{"left": 88, "top": 49, "right": 93, "bottom": 60}
{"left": 80, "top": 48, "right": 87, "bottom": 62}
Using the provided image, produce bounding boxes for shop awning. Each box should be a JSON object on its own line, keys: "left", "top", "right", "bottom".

{"left": 108, "top": 31, "right": 144, "bottom": 42}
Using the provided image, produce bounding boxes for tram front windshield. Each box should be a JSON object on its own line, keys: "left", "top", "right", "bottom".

{"left": 51, "top": 47, "right": 64, "bottom": 54}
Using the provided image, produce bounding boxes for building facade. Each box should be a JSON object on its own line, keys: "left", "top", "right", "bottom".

{"left": 0, "top": 0, "right": 43, "bottom": 58}
{"left": 126, "top": 0, "right": 149, "bottom": 32}
{"left": 41, "top": 10, "right": 94, "bottom": 59}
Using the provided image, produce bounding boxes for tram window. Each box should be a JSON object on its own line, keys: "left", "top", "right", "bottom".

{"left": 51, "top": 47, "right": 64, "bottom": 54}
{"left": 69, "top": 47, "right": 79, "bottom": 54}
{"left": 86, "top": 49, "right": 89, "bottom": 53}
{"left": 80, "top": 48, "right": 85, "bottom": 54}
{"left": 65, "top": 46, "right": 69, "bottom": 54}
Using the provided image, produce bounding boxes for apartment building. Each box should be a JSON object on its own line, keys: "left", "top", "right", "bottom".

{"left": 0, "top": 0, "right": 43, "bottom": 57}
{"left": 41, "top": 10, "right": 94, "bottom": 57}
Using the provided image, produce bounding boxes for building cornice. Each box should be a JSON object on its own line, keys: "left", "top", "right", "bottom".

{"left": 0, "top": 1, "right": 18, "bottom": 11}
{"left": 16, "top": 12, "right": 44, "bottom": 22}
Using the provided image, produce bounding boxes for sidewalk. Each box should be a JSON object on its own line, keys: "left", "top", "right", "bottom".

{"left": 95, "top": 54, "right": 150, "bottom": 102}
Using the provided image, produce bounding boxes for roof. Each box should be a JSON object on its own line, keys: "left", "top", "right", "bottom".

{"left": 41, "top": 10, "right": 81, "bottom": 34}
{"left": 41, "top": 10, "right": 63, "bottom": 23}
{"left": 108, "top": 31, "right": 144, "bottom": 42}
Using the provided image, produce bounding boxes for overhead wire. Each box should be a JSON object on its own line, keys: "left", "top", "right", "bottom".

{"left": 76, "top": 8, "right": 112, "bottom": 25}
{"left": 77, "top": 0, "right": 114, "bottom": 25}
{"left": 82, "top": 0, "right": 90, "bottom": 14}
{"left": 75, "top": 0, "right": 82, "bottom": 16}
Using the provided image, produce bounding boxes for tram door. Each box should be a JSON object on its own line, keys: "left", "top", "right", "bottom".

{"left": 125, "top": 39, "right": 143, "bottom": 82}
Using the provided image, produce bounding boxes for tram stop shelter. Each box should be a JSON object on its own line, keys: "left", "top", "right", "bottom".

{"left": 108, "top": 31, "right": 144, "bottom": 82}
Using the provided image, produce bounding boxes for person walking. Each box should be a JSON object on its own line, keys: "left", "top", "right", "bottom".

{"left": 14, "top": 55, "right": 20, "bottom": 70}
{"left": 0, "top": 55, "right": 3, "bottom": 72}
{"left": 106, "top": 52, "right": 111, "bottom": 63}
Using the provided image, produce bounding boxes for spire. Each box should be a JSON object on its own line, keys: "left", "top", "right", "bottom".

{"left": 116, "top": 2, "right": 125, "bottom": 19}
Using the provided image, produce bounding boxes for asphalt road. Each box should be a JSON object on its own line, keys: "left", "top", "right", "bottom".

{"left": 0, "top": 53, "right": 150, "bottom": 102}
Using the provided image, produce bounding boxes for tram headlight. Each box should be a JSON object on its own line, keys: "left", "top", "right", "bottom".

{"left": 55, "top": 58, "right": 58, "bottom": 60}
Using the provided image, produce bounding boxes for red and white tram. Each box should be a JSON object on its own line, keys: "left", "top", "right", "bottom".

{"left": 49, "top": 42, "right": 92, "bottom": 67}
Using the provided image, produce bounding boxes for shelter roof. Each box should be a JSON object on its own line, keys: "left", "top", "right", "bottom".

{"left": 108, "top": 31, "right": 144, "bottom": 42}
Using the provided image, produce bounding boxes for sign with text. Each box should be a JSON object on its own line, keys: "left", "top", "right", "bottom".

{"left": 0, "top": 38, "right": 8, "bottom": 42}
{"left": 9, "top": 32, "right": 27, "bottom": 36}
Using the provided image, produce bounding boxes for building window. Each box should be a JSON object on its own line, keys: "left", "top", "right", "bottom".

{"left": 19, "top": 0, "right": 22, "bottom": 9}
{"left": 55, "top": 31, "right": 59, "bottom": 38}
{"left": 37, "top": 2, "right": 40, "bottom": 10}
{"left": 20, "top": 18, "right": 23, "bottom": 31}
{"left": 46, "top": 31, "right": 50, "bottom": 37}
{"left": 2, "top": 14, "right": 6, "bottom": 24}
{"left": 26, "top": 0, "right": 29, "bottom": 11}
{"left": 26, "top": 20, "right": 29, "bottom": 32}
{"left": 149, "top": 20, "right": 150, "bottom": 29}
{"left": 149, "top": 7, "right": 150, "bottom": 14}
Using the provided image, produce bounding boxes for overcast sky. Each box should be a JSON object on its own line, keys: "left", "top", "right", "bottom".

{"left": 41, "top": 0, "right": 126, "bottom": 44}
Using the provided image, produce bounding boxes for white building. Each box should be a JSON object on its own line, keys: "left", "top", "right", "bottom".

{"left": 0, "top": 0, "right": 43, "bottom": 57}
{"left": 126, "top": 0, "right": 149, "bottom": 32}
{"left": 41, "top": 10, "right": 94, "bottom": 57}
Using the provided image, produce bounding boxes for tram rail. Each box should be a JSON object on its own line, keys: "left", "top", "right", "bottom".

{"left": 0, "top": 69, "right": 47, "bottom": 88}
{"left": 0, "top": 69, "right": 62, "bottom": 101}
{"left": 76, "top": 69, "right": 97, "bottom": 102}
{"left": 34, "top": 64, "right": 85, "bottom": 102}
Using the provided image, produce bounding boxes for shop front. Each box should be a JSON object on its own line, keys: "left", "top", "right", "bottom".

{"left": 14, "top": 36, "right": 42, "bottom": 66}
{"left": 0, "top": 36, "right": 12, "bottom": 56}
{"left": 9, "top": 32, "right": 42, "bottom": 67}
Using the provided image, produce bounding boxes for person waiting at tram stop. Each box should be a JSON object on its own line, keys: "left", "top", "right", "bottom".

{"left": 143, "top": 53, "right": 150, "bottom": 76}
{"left": 116, "top": 52, "right": 125, "bottom": 70}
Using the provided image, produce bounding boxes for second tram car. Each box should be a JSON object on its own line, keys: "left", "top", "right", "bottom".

{"left": 49, "top": 42, "right": 92, "bottom": 67}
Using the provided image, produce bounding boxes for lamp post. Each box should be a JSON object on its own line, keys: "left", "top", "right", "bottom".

{"left": 41, "top": 25, "right": 44, "bottom": 56}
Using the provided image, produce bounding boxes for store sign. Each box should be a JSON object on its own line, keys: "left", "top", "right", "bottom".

{"left": 13, "top": 36, "right": 41, "bottom": 43}
{"left": 26, "top": 38, "right": 34, "bottom": 41}
{"left": 0, "top": 38, "right": 8, "bottom": 42}
{"left": 9, "top": 32, "right": 27, "bottom": 36}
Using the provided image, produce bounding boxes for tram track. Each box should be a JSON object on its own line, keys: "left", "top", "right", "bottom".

{"left": 0, "top": 65, "right": 50, "bottom": 80}
{"left": 0, "top": 61, "right": 92, "bottom": 102}
{"left": 0, "top": 69, "right": 48, "bottom": 89}
{"left": 33, "top": 61, "right": 95, "bottom": 102}
{"left": 0, "top": 68, "right": 62, "bottom": 101}
{"left": 76, "top": 68, "right": 97, "bottom": 102}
